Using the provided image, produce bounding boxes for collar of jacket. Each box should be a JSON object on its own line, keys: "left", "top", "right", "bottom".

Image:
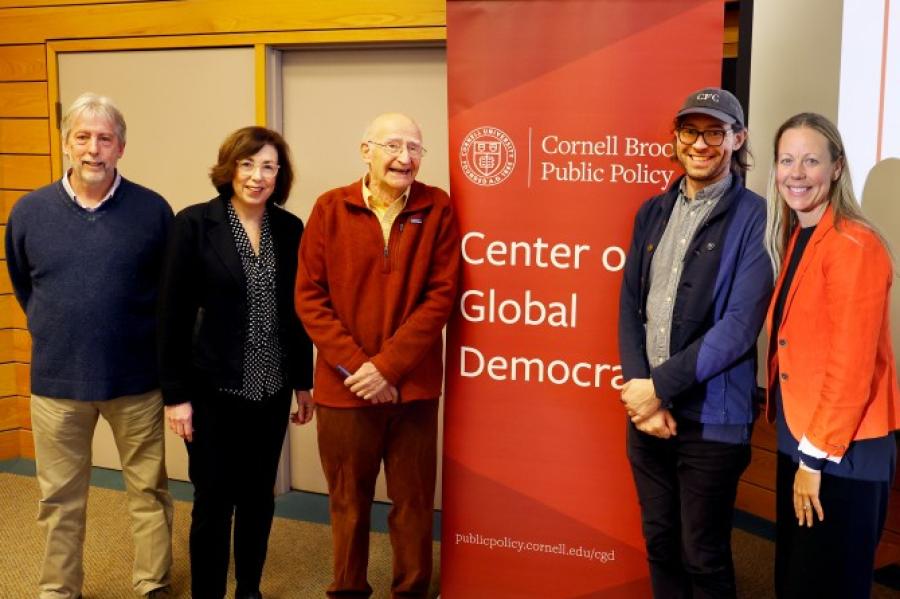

{"left": 786, "top": 203, "right": 835, "bottom": 251}
{"left": 203, "top": 193, "right": 291, "bottom": 229}
{"left": 771, "top": 204, "right": 836, "bottom": 311}
{"left": 342, "top": 178, "right": 434, "bottom": 214}
{"left": 659, "top": 174, "right": 743, "bottom": 225}
{"left": 201, "top": 194, "right": 293, "bottom": 286}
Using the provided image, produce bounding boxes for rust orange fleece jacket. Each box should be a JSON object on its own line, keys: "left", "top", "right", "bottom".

{"left": 295, "top": 179, "right": 460, "bottom": 408}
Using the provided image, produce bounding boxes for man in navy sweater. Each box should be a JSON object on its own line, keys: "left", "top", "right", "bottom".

{"left": 5, "top": 93, "right": 174, "bottom": 599}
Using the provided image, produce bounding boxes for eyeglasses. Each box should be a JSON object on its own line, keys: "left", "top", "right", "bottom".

{"left": 367, "top": 140, "right": 427, "bottom": 158}
{"left": 676, "top": 127, "right": 731, "bottom": 147}
{"left": 236, "top": 159, "right": 280, "bottom": 179}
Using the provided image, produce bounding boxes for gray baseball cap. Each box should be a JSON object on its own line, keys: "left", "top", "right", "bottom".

{"left": 676, "top": 87, "right": 744, "bottom": 128}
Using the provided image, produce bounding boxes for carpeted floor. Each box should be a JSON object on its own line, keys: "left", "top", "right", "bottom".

{"left": 0, "top": 472, "right": 438, "bottom": 598}
{"left": 1, "top": 470, "right": 897, "bottom": 598}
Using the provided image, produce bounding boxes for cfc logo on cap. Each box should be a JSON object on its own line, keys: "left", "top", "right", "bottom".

{"left": 459, "top": 126, "right": 516, "bottom": 186}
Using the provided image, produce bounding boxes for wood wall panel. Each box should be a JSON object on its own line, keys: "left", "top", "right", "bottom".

{"left": 0, "top": 118, "right": 49, "bottom": 154}
{"left": 751, "top": 416, "right": 777, "bottom": 451}
{"left": 0, "top": 82, "right": 48, "bottom": 117}
{"left": 0, "top": 1, "right": 445, "bottom": 44}
{"left": 0, "top": 0, "right": 155, "bottom": 7}
{"left": 886, "top": 487, "right": 900, "bottom": 537}
{"left": 0, "top": 295, "right": 25, "bottom": 329}
{"left": 9, "top": 297, "right": 23, "bottom": 329}
{"left": 0, "top": 328, "right": 12, "bottom": 362}
{"left": 0, "top": 154, "right": 51, "bottom": 189}
{"left": 0, "top": 265, "right": 11, "bottom": 294}
{"left": 0, "top": 44, "right": 46, "bottom": 81}
{"left": 876, "top": 529, "right": 900, "bottom": 569}
{"left": 18, "top": 428, "right": 33, "bottom": 458}
{"left": 738, "top": 415, "right": 778, "bottom": 522}
{"left": 0, "top": 428, "right": 17, "bottom": 459}
{"left": 12, "top": 329, "right": 29, "bottom": 362}
{"left": 14, "top": 362, "right": 28, "bottom": 396}
{"left": 17, "top": 395, "right": 29, "bottom": 428}
{"left": 0, "top": 362, "right": 16, "bottom": 396}
{"left": 0, "top": 189, "right": 25, "bottom": 223}
{"left": 0, "top": 296, "right": 15, "bottom": 328}
{"left": 0, "top": 225, "right": 4, "bottom": 258}
{"left": 0, "top": 394, "right": 18, "bottom": 430}
{"left": 736, "top": 480, "right": 776, "bottom": 521}
{"left": 742, "top": 447, "right": 776, "bottom": 490}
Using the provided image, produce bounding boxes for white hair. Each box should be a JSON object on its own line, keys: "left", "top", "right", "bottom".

{"left": 61, "top": 92, "right": 126, "bottom": 145}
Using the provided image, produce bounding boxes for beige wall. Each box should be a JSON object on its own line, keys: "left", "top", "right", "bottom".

{"left": 280, "top": 45, "right": 449, "bottom": 221}
{"left": 746, "top": 0, "right": 844, "bottom": 196}
{"left": 59, "top": 48, "right": 256, "bottom": 214}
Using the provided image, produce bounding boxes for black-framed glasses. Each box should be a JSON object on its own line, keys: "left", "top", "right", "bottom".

{"left": 368, "top": 139, "right": 427, "bottom": 158}
{"left": 676, "top": 127, "right": 731, "bottom": 147}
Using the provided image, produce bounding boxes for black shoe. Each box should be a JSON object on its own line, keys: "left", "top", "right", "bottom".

{"left": 235, "top": 592, "right": 262, "bottom": 599}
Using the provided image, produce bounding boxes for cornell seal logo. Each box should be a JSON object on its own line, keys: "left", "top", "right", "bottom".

{"left": 459, "top": 126, "right": 516, "bottom": 186}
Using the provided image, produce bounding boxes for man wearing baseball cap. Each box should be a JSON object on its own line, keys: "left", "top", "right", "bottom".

{"left": 618, "top": 87, "right": 773, "bottom": 598}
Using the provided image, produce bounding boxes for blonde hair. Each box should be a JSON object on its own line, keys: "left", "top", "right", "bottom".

{"left": 764, "top": 112, "right": 889, "bottom": 277}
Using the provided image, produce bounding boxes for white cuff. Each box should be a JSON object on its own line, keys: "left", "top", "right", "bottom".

{"left": 799, "top": 435, "right": 842, "bottom": 464}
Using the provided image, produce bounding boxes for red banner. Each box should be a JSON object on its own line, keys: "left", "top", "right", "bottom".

{"left": 442, "top": 1, "right": 724, "bottom": 596}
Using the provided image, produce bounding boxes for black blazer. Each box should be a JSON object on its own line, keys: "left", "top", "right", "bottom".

{"left": 157, "top": 195, "right": 313, "bottom": 406}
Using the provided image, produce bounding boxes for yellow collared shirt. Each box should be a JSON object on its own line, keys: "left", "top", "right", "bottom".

{"left": 362, "top": 177, "right": 410, "bottom": 246}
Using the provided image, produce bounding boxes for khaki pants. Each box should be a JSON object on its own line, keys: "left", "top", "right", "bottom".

{"left": 31, "top": 390, "right": 173, "bottom": 599}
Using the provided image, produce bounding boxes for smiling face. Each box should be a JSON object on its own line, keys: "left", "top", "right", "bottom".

{"left": 64, "top": 112, "right": 125, "bottom": 193}
{"left": 361, "top": 113, "right": 422, "bottom": 200}
{"left": 776, "top": 126, "right": 840, "bottom": 227}
{"left": 674, "top": 114, "right": 745, "bottom": 197}
{"left": 231, "top": 143, "right": 278, "bottom": 212}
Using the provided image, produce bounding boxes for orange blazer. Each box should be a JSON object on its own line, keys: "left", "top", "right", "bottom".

{"left": 766, "top": 206, "right": 900, "bottom": 457}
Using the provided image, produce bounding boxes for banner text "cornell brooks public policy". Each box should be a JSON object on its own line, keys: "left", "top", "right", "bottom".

{"left": 539, "top": 134, "right": 676, "bottom": 190}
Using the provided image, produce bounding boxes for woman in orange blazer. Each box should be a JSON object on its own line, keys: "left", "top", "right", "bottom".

{"left": 764, "top": 112, "right": 899, "bottom": 599}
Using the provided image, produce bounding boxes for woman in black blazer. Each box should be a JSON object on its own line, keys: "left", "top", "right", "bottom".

{"left": 158, "top": 126, "right": 313, "bottom": 599}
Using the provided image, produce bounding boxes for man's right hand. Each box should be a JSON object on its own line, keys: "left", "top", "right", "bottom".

{"left": 635, "top": 408, "right": 677, "bottom": 439}
{"left": 165, "top": 402, "right": 193, "bottom": 442}
{"left": 346, "top": 361, "right": 398, "bottom": 404}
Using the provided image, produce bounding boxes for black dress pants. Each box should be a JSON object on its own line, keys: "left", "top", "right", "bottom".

{"left": 187, "top": 386, "right": 292, "bottom": 599}
{"left": 775, "top": 451, "right": 891, "bottom": 599}
{"left": 627, "top": 418, "right": 751, "bottom": 599}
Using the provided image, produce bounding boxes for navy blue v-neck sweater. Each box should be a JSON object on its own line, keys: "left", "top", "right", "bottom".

{"left": 5, "top": 178, "right": 173, "bottom": 401}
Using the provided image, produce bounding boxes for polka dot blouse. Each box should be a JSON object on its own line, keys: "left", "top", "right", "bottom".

{"left": 220, "top": 200, "right": 285, "bottom": 401}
